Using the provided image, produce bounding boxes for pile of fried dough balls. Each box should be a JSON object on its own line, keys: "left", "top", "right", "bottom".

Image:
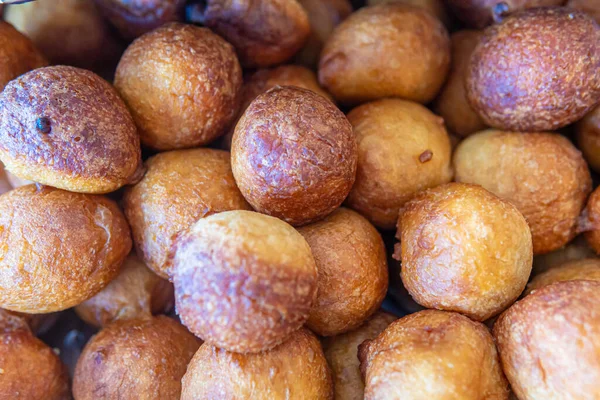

{"left": 0, "top": 0, "right": 599, "bottom": 399}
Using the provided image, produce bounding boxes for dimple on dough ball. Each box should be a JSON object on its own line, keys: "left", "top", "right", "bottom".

{"left": 532, "top": 235, "right": 596, "bottom": 275}
{"left": 73, "top": 315, "right": 200, "bottom": 400}
{"left": 583, "top": 186, "right": 600, "bottom": 254}
{"left": 527, "top": 258, "right": 600, "bottom": 295}
{"left": 123, "top": 148, "right": 251, "bottom": 279}
{"left": 494, "top": 280, "right": 600, "bottom": 399}
{"left": 114, "top": 23, "right": 242, "bottom": 150}
{"left": 318, "top": 4, "right": 450, "bottom": 106}
{"left": 576, "top": 105, "right": 600, "bottom": 173}
{"left": 365, "top": 0, "right": 451, "bottom": 27}
{"left": 0, "top": 21, "right": 47, "bottom": 91}
{"left": 454, "top": 130, "right": 592, "bottom": 255}
{"left": 0, "top": 185, "right": 131, "bottom": 313}
{"left": 567, "top": 0, "right": 600, "bottom": 23}
{"left": 346, "top": 98, "right": 453, "bottom": 230}
{"left": 232, "top": 86, "right": 357, "bottom": 226}
{"left": 297, "top": 208, "right": 388, "bottom": 336}
{"left": 359, "top": 310, "right": 509, "bottom": 399}
{"left": 396, "top": 183, "right": 533, "bottom": 321}
{"left": 0, "top": 65, "right": 142, "bottom": 194}
{"left": 466, "top": 7, "right": 600, "bottom": 132}
{"left": 181, "top": 328, "right": 333, "bottom": 400}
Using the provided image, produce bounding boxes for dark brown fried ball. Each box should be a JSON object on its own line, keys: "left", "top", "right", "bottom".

{"left": 297, "top": 208, "right": 388, "bottom": 336}
{"left": 365, "top": 0, "right": 451, "bottom": 27}
{"left": 0, "top": 66, "right": 142, "bottom": 194}
{"left": 466, "top": 7, "right": 600, "bottom": 132}
{"left": 346, "top": 99, "right": 453, "bottom": 229}
{"left": 73, "top": 315, "right": 200, "bottom": 400}
{"left": 359, "top": 310, "right": 509, "bottom": 399}
{"left": 319, "top": 4, "right": 450, "bottom": 106}
{"left": 171, "top": 210, "right": 318, "bottom": 353}
{"left": 567, "top": 0, "right": 600, "bottom": 23}
{"left": 181, "top": 328, "right": 333, "bottom": 399}
{"left": 527, "top": 258, "right": 600, "bottom": 294}
{"left": 123, "top": 148, "right": 251, "bottom": 279}
{"left": 0, "top": 185, "right": 131, "bottom": 313}
{"left": 396, "top": 183, "right": 533, "bottom": 321}
{"left": 494, "top": 280, "right": 600, "bottom": 399}
{"left": 232, "top": 86, "right": 356, "bottom": 226}
{"left": 0, "top": 21, "right": 47, "bottom": 91}
{"left": 584, "top": 185, "right": 600, "bottom": 254}
{"left": 576, "top": 105, "right": 600, "bottom": 173}
{"left": 322, "top": 312, "right": 396, "bottom": 400}
{"left": 114, "top": 23, "right": 242, "bottom": 150}
{"left": 454, "top": 130, "right": 592, "bottom": 255}
{"left": 532, "top": 235, "right": 596, "bottom": 275}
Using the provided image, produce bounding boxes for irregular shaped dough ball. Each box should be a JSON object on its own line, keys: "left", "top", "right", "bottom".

{"left": 0, "top": 21, "right": 47, "bottom": 91}
{"left": 576, "top": 105, "right": 600, "bottom": 173}
{"left": 527, "top": 258, "right": 600, "bottom": 294}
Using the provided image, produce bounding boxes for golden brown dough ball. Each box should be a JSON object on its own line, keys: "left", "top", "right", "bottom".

{"left": 466, "top": 7, "right": 600, "bottom": 132}
{"left": 232, "top": 86, "right": 357, "bottom": 226}
{"left": 123, "top": 148, "right": 251, "bottom": 279}
{"left": 297, "top": 208, "right": 388, "bottom": 336}
{"left": 494, "top": 280, "right": 600, "bottom": 399}
{"left": 319, "top": 4, "right": 450, "bottom": 106}
{"left": 0, "top": 21, "right": 47, "bottom": 91}
{"left": 322, "top": 312, "right": 396, "bottom": 400}
{"left": 181, "top": 328, "right": 333, "bottom": 400}
{"left": 527, "top": 258, "right": 600, "bottom": 295}
{"left": 346, "top": 99, "right": 453, "bottom": 229}
{"left": 584, "top": 185, "right": 600, "bottom": 254}
{"left": 171, "top": 210, "right": 318, "bottom": 353}
{"left": 114, "top": 23, "right": 242, "bottom": 150}
{"left": 396, "top": 183, "right": 533, "bottom": 321}
{"left": 576, "top": 105, "right": 600, "bottom": 173}
{"left": 365, "top": 0, "right": 451, "bottom": 27}
{"left": 0, "top": 185, "right": 131, "bottom": 313}
{"left": 0, "top": 66, "right": 142, "bottom": 194}
{"left": 73, "top": 315, "right": 200, "bottom": 400}
{"left": 359, "top": 310, "right": 509, "bottom": 399}
{"left": 567, "top": 0, "right": 600, "bottom": 23}
{"left": 532, "top": 235, "right": 596, "bottom": 275}
{"left": 454, "top": 130, "right": 592, "bottom": 255}
{"left": 75, "top": 253, "right": 173, "bottom": 328}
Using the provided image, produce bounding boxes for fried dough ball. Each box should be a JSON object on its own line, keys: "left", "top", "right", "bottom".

{"left": 567, "top": 0, "right": 600, "bottom": 23}
{"left": 396, "top": 183, "right": 533, "bottom": 321}
{"left": 583, "top": 185, "right": 600, "bottom": 254}
{"left": 532, "top": 235, "right": 596, "bottom": 275}
{"left": 171, "top": 210, "right": 318, "bottom": 353}
{"left": 114, "top": 23, "right": 242, "bottom": 150}
{"left": 346, "top": 99, "right": 453, "bottom": 229}
{"left": 0, "top": 66, "right": 142, "bottom": 194}
{"left": 454, "top": 130, "right": 592, "bottom": 254}
{"left": 297, "top": 208, "right": 388, "bottom": 336}
{"left": 73, "top": 316, "right": 200, "bottom": 400}
{"left": 318, "top": 4, "right": 450, "bottom": 106}
{"left": 181, "top": 328, "right": 333, "bottom": 399}
{"left": 466, "top": 7, "right": 600, "bottom": 132}
{"left": 527, "top": 258, "right": 600, "bottom": 294}
{"left": 494, "top": 280, "right": 600, "bottom": 399}
{"left": 0, "top": 185, "right": 131, "bottom": 313}
{"left": 0, "top": 21, "right": 47, "bottom": 91}
{"left": 232, "top": 86, "right": 357, "bottom": 226}
{"left": 359, "top": 310, "right": 509, "bottom": 399}
{"left": 123, "top": 148, "right": 250, "bottom": 279}
{"left": 576, "top": 105, "right": 600, "bottom": 173}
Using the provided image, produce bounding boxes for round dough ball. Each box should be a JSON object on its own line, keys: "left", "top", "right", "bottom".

{"left": 171, "top": 210, "right": 318, "bottom": 353}
{"left": 567, "top": 0, "right": 600, "bottom": 23}
{"left": 0, "top": 21, "right": 47, "bottom": 91}
{"left": 298, "top": 208, "right": 388, "bottom": 336}
{"left": 466, "top": 7, "right": 600, "bottom": 132}
{"left": 346, "top": 99, "right": 453, "bottom": 229}
{"left": 396, "top": 182, "right": 533, "bottom": 321}
{"left": 181, "top": 328, "right": 333, "bottom": 399}
{"left": 532, "top": 235, "right": 596, "bottom": 275}
{"left": 527, "top": 258, "right": 600, "bottom": 294}
{"left": 0, "top": 185, "right": 131, "bottom": 313}
{"left": 75, "top": 253, "right": 173, "bottom": 328}
{"left": 232, "top": 86, "right": 357, "bottom": 226}
{"left": 73, "top": 315, "right": 200, "bottom": 400}
{"left": 359, "top": 310, "right": 509, "bottom": 399}
{"left": 584, "top": 185, "right": 600, "bottom": 254}
{"left": 318, "top": 4, "right": 450, "bottom": 106}
{"left": 0, "top": 66, "right": 142, "bottom": 194}
{"left": 454, "top": 130, "right": 592, "bottom": 255}
{"left": 494, "top": 280, "right": 600, "bottom": 399}
{"left": 576, "top": 105, "right": 600, "bottom": 173}
{"left": 114, "top": 23, "right": 242, "bottom": 150}
{"left": 123, "top": 148, "right": 251, "bottom": 279}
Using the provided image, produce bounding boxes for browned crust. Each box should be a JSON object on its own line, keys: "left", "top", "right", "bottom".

{"left": 526, "top": 258, "right": 600, "bottom": 294}
{"left": 567, "top": 0, "right": 600, "bottom": 23}
{"left": 365, "top": 0, "right": 451, "bottom": 27}
{"left": 0, "top": 21, "right": 47, "bottom": 91}
{"left": 576, "top": 105, "right": 600, "bottom": 173}
{"left": 584, "top": 186, "right": 600, "bottom": 254}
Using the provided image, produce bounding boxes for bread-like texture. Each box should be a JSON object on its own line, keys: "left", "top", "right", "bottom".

{"left": 298, "top": 208, "right": 388, "bottom": 336}
{"left": 181, "top": 328, "right": 333, "bottom": 400}
{"left": 346, "top": 98, "right": 453, "bottom": 229}
{"left": 73, "top": 315, "right": 200, "bottom": 400}
{"left": 527, "top": 258, "right": 600, "bottom": 294}
{"left": 359, "top": 309, "right": 509, "bottom": 400}
{"left": 454, "top": 130, "right": 592, "bottom": 255}
{"left": 396, "top": 182, "right": 533, "bottom": 321}
{"left": 171, "top": 210, "right": 318, "bottom": 353}
{"left": 494, "top": 280, "right": 600, "bottom": 399}
{"left": 0, "top": 21, "right": 47, "bottom": 91}
{"left": 576, "top": 105, "right": 600, "bottom": 173}
{"left": 584, "top": 185, "right": 600, "bottom": 254}
{"left": 322, "top": 311, "right": 396, "bottom": 400}
{"left": 115, "top": 23, "right": 242, "bottom": 150}
{"left": 232, "top": 86, "right": 357, "bottom": 226}
{"left": 567, "top": 0, "right": 600, "bottom": 23}
{"left": 318, "top": 3, "right": 450, "bottom": 106}
{"left": 123, "top": 148, "right": 251, "bottom": 279}
{"left": 365, "top": 0, "right": 451, "bottom": 27}
{"left": 466, "top": 7, "right": 600, "bottom": 132}
{"left": 0, "top": 185, "right": 131, "bottom": 313}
